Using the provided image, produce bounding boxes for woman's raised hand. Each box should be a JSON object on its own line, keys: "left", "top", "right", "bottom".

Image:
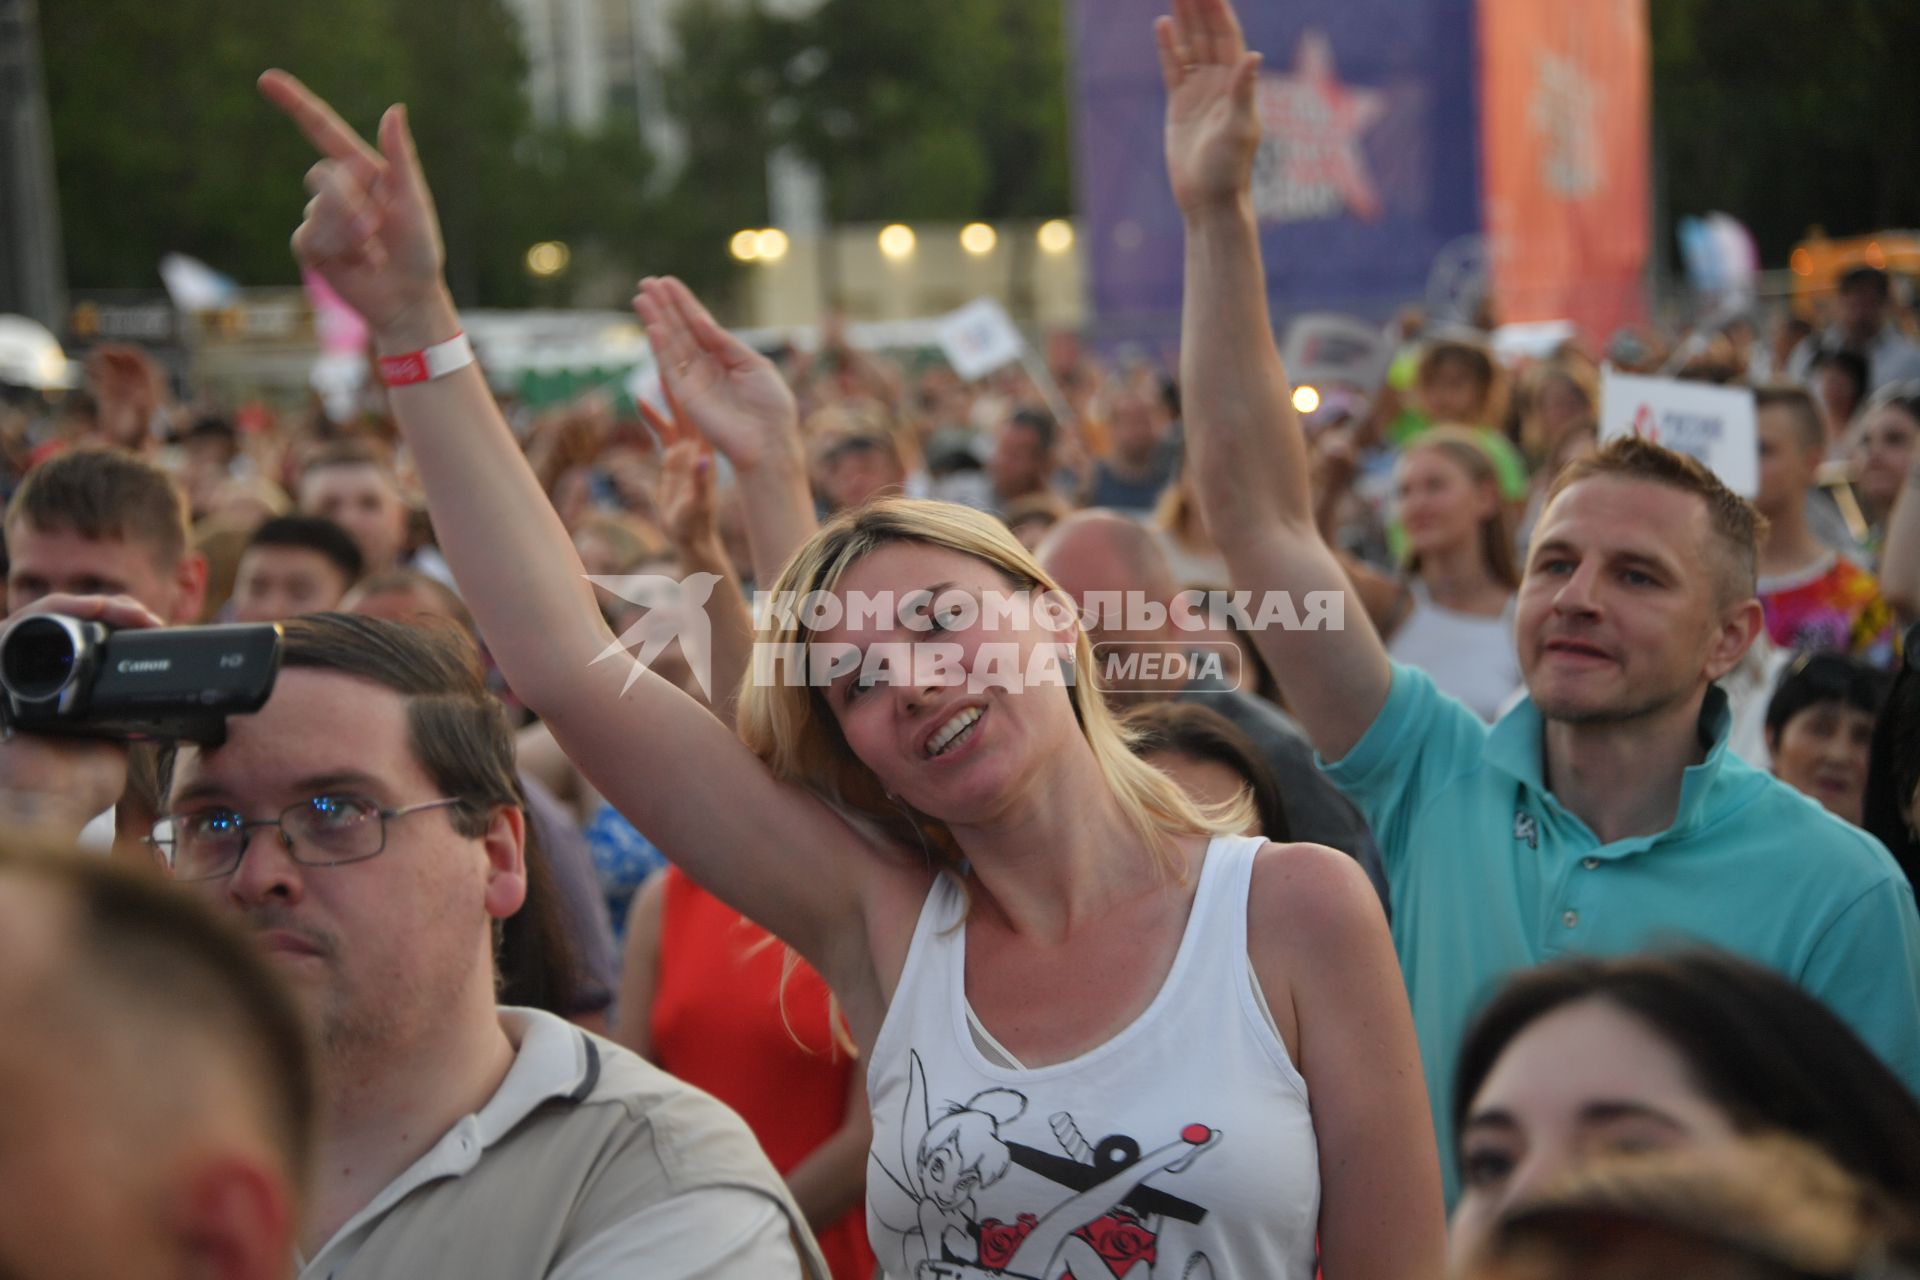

{"left": 654, "top": 430, "right": 720, "bottom": 555}
{"left": 258, "top": 70, "right": 450, "bottom": 344}
{"left": 1156, "top": 0, "right": 1264, "bottom": 217}
{"left": 633, "top": 277, "right": 800, "bottom": 474}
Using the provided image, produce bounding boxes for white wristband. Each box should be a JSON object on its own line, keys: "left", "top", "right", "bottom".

{"left": 378, "top": 331, "right": 475, "bottom": 386}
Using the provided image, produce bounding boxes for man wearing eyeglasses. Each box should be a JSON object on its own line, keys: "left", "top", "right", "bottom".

{"left": 157, "top": 612, "right": 827, "bottom": 1279}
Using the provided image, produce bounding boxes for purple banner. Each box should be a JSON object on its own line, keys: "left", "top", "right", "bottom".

{"left": 1069, "top": 0, "right": 1484, "bottom": 344}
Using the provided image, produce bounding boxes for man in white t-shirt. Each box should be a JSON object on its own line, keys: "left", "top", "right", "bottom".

{"left": 157, "top": 613, "right": 825, "bottom": 1278}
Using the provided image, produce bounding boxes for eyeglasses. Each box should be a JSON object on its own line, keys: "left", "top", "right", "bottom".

{"left": 147, "top": 795, "right": 466, "bottom": 882}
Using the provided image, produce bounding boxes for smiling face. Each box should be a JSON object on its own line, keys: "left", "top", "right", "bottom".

{"left": 814, "top": 541, "right": 1080, "bottom": 827}
{"left": 1397, "top": 444, "right": 1494, "bottom": 560}
{"left": 170, "top": 668, "right": 523, "bottom": 1058}
{"left": 1518, "top": 476, "right": 1752, "bottom": 725}
{"left": 1769, "top": 699, "right": 1877, "bottom": 826}
{"left": 1449, "top": 998, "right": 1742, "bottom": 1268}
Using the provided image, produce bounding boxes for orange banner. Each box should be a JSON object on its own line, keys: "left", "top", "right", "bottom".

{"left": 1477, "top": 0, "right": 1650, "bottom": 345}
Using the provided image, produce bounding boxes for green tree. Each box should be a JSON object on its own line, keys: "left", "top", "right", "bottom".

{"left": 773, "top": 0, "right": 1071, "bottom": 224}
{"left": 660, "top": 0, "right": 1071, "bottom": 232}
{"left": 46, "top": 0, "right": 1076, "bottom": 304}
{"left": 42, "top": 0, "right": 672, "bottom": 308}
{"left": 1653, "top": 0, "right": 1920, "bottom": 261}
{"left": 42, "top": 0, "right": 404, "bottom": 289}
{"left": 655, "top": 2, "right": 796, "bottom": 295}
{"left": 386, "top": 0, "right": 537, "bottom": 306}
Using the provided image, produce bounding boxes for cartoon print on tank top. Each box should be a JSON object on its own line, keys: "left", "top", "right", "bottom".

{"left": 870, "top": 1050, "right": 1221, "bottom": 1279}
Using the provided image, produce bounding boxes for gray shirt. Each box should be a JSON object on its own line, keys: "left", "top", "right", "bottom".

{"left": 300, "top": 1009, "right": 825, "bottom": 1278}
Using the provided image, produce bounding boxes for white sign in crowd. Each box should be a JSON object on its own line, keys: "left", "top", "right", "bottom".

{"left": 1599, "top": 366, "right": 1759, "bottom": 497}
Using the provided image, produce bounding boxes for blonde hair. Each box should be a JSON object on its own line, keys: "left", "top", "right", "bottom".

{"left": 1152, "top": 465, "right": 1209, "bottom": 551}
{"left": 1401, "top": 426, "right": 1521, "bottom": 592}
{"left": 735, "top": 498, "right": 1243, "bottom": 885}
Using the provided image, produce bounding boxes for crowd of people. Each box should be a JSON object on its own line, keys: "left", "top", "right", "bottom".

{"left": 5, "top": 0, "right": 1920, "bottom": 1276}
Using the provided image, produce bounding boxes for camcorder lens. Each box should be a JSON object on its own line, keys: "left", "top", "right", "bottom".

{"left": 1, "top": 618, "right": 79, "bottom": 700}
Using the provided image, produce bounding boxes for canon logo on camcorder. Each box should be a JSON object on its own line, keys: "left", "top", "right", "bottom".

{"left": 116, "top": 658, "right": 172, "bottom": 675}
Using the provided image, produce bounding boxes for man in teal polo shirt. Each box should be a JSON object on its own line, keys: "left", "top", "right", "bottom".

{"left": 1321, "top": 655, "right": 1920, "bottom": 1200}
{"left": 1161, "top": 0, "right": 1920, "bottom": 1204}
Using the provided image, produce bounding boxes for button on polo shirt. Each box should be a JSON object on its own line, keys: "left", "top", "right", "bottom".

{"left": 1321, "top": 662, "right": 1920, "bottom": 1204}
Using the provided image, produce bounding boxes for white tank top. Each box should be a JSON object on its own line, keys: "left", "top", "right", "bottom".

{"left": 1385, "top": 580, "right": 1523, "bottom": 722}
{"left": 865, "top": 835, "right": 1320, "bottom": 1280}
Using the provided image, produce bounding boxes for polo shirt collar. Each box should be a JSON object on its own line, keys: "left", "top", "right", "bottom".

{"left": 300, "top": 1009, "right": 601, "bottom": 1277}
{"left": 476, "top": 1008, "right": 602, "bottom": 1145}
{"left": 1483, "top": 684, "right": 1735, "bottom": 841}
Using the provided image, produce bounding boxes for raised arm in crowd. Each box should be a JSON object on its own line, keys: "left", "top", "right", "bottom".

{"left": 260, "top": 15, "right": 1447, "bottom": 1268}
{"left": 1167, "top": 0, "right": 1920, "bottom": 1212}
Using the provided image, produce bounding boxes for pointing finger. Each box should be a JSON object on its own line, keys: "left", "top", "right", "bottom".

{"left": 259, "top": 69, "right": 384, "bottom": 189}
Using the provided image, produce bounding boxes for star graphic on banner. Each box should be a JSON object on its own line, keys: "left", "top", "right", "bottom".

{"left": 1529, "top": 50, "right": 1601, "bottom": 198}
{"left": 1253, "top": 29, "right": 1387, "bottom": 224}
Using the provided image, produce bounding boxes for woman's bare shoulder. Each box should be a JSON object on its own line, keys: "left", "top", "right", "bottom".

{"left": 1247, "top": 840, "right": 1390, "bottom": 954}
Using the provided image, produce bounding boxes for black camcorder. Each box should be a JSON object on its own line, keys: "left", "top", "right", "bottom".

{"left": 0, "top": 615, "right": 283, "bottom": 746}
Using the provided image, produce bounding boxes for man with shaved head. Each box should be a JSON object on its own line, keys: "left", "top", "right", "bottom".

{"left": 1039, "top": 509, "right": 1386, "bottom": 901}
{"left": 0, "top": 846, "right": 312, "bottom": 1280}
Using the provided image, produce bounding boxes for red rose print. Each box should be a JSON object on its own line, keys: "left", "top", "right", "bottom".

{"left": 1074, "top": 1211, "right": 1159, "bottom": 1277}
{"left": 978, "top": 1213, "right": 1039, "bottom": 1269}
